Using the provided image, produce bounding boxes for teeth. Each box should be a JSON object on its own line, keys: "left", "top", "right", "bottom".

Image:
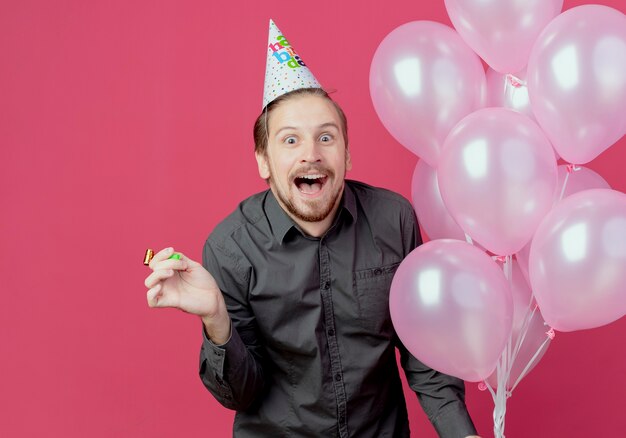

{"left": 299, "top": 174, "right": 325, "bottom": 180}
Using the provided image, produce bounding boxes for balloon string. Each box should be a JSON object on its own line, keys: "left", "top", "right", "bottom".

{"left": 483, "top": 380, "right": 496, "bottom": 400}
{"left": 510, "top": 303, "right": 538, "bottom": 366}
{"left": 492, "top": 255, "right": 513, "bottom": 438}
{"left": 464, "top": 233, "right": 474, "bottom": 245}
{"left": 510, "top": 329, "right": 553, "bottom": 393}
{"left": 559, "top": 171, "right": 570, "bottom": 201}
{"left": 559, "top": 164, "right": 581, "bottom": 201}
{"left": 494, "top": 349, "right": 508, "bottom": 438}
{"left": 505, "top": 255, "right": 512, "bottom": 384}
{"left": 510, "top": 273, "right": 540, "bottom": 364}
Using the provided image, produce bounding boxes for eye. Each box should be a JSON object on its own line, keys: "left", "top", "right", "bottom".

{"left": 284, "top": 136, "right": 297, "bottom": 145}
{"left": 320, "top": 134, "right": 332, "bottom": 142}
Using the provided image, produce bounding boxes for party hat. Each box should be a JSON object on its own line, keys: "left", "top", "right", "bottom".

{"left": 262, "top": 19, "right": 322, "bottom": 108}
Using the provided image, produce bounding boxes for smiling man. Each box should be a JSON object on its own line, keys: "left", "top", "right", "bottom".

{"left": 144, "top": 20, "right": 480, "bottom": 437}
{"left": 255, "top": 88, "right": 350, "bottom": 237}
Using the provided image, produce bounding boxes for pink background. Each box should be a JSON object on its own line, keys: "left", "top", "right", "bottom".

{"left": 1, "top": 0, "right": 624, "bottom": 436}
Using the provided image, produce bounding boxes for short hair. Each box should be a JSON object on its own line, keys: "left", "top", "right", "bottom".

{"left": 253, "top": 88, "right": 349, "bottom": 155}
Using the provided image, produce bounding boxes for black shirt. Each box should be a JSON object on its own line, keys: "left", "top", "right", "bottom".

{"left": 199, "top": 180, "right": 477, "bottom": 437}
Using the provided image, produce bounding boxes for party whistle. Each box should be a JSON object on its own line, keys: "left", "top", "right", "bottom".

{"left": 143, "top": 249, "right": 181, "bottom": 266}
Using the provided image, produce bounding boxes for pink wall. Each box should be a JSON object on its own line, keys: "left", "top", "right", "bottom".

{"left": 1, "top": 1, "right": 624, "bottom": 436}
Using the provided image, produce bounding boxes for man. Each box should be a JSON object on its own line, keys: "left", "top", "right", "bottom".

{"left": 145, "top": 20, "right": 480, "bottom": 437}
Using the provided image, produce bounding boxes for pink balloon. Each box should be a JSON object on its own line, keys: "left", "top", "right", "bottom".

{"left": 529, "top": 189, "right": 626, "bottom": 332}
{"left": 370, "top": 21, "right": 485, "bottom": 167}
{"left": 390, "top": 240, "right": 512, "bottom": 381}
{"left": 517, "top": 165, "right": 611, "bottom": 284}
{"left": 445, "top": 0, "right": 563, "bottom": 73}
{"left": 486, "top": 261, "right": 551, "bottom": 390}
{"left": 411, "top": 160, "right": 466, "bottom": 241}
{"left": 486, "top": 68, "right": 561, "bottom": 161}
{"left": 438, "top": 108, "right": 558, "bottom": 256}
{"left": 486, "top": 68, "right": 562, "bottom": 161}
{"left": 527, "top": 5, "right": 626, "bottom": 164}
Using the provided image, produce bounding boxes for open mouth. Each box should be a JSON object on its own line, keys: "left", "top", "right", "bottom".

{"left": 294, "top": 174, "right": 328, "bottom": 195}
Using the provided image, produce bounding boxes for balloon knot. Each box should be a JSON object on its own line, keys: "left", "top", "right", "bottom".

{"left": 546, "top": 328, "right": 555, "bottom": 340}
{"left": 566, "top": 164, "right": 581, "bottom": 173}
{"left": 478, "top": 382, "right": 488, "bottom": 391}
{"left": 492, "top": 255, "right": 507, "bottom": 263}
{"left": 506, "top": 74, "right": 525, "bottom": 88}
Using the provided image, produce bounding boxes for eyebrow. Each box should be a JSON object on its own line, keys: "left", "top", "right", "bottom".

{"left": 274, "top": 122, "right": 340, "bottom": 137}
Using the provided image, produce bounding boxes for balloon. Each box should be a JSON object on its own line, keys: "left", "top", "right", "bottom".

{"left": 411, "top": 160, "right": 466, "bottom": 241}
{"left": 445, "top": 0, "right": 563, "bottom": 74}
{"left": 527, "top": 5, "right": 626, "bottom": 164}
{"left": 529, "top": 189, "right": 626, "bottom": 331}
{"left": 517, "top": 165, "right": 610, "bottom": 284}
{"left": 390, "top": 239, "right": 512, "bottom": 382}
{"left": 438, "top": 108, "right": 558, "bottom": 256}
{"left": 485, "top": 68, "right": 535, "bottom": 122}
{"left": 486, "top": 68, "right": 561, "bottom": 161}
{"left": 486, "top": 261, "right": 551, "bottom": 390}
{"left": 370, "top": 21, "right": 485, "bottom": 166}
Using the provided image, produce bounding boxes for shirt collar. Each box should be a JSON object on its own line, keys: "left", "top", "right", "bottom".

{"left": 265, "top": 182, "right": 358, "bottom": 244}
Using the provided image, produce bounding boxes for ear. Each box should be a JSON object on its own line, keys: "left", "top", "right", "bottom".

{"left": 345, "top": 148, "right": 352, "bottom": 171}
{"left": 255, "top": 151, "right": 271, "bottom": 180}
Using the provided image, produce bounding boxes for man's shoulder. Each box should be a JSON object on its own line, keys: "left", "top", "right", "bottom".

{"left": 206, "top": 189, "right": 269, "bottom": 248}
{"left": 346, "top": 180, "right": 413, "bottom": 212}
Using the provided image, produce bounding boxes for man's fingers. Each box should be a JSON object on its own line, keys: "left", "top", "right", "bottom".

{"left": 149, "top": 248, "right": 196, "bottom": 271}
{"left": 173, "top": 252, "right": 202, "bottom": 269}
{"left": 144, "top": 268, "right": 175, "bottom": 289}
{"left": 146, "top": 283, "right": 162, "bottom": 307}
{"left": 147, "top": 283, "right": 179, "bottom": 308}
{"left": 162, "top": 251, "right": 201, "bottom": 270}
{"left": 149, "top": 247, "right": 176, "bottom": 269}
{"left": 149, "top": 258, "right": 189, "bottom": 274}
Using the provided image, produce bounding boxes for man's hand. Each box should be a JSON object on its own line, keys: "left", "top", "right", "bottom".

{"left": 144, "top": 247, "right": 231, "bottom": 344}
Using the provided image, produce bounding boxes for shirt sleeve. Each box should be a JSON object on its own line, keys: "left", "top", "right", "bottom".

{"left": 397, "top": 204, "right": 478, "bottom": 437}
{"left": 198, "top": 238, "right": 266, "bottom": 411}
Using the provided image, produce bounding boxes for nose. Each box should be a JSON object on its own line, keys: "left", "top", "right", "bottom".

{"left": 300, "top": 138, "right": 322, "bottom": 163}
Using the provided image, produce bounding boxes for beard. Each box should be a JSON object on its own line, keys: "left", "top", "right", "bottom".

{"left": 270, "top": 166, "right": 344, "bottom": 223}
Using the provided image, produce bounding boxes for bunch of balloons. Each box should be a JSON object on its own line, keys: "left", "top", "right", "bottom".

{"left": 371, "top": 2, "right": 626, "bottom": 435}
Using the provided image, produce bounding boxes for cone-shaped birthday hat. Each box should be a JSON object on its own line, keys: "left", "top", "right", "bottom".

{"left": 263, "top": 19, "right": 322, "bottom": 108}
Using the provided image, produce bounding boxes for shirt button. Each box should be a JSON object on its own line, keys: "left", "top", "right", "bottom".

{"left": 374, "top": 268, "right": 382, "bottom": 275}
{"left": 327, "top": 329, "right": 335, "bottom": 337}
{"left": 323, "top": 281, "right": 330, "bottom": 290}
{"left": 335, "top": 373, "right": 342, "bottom": 381}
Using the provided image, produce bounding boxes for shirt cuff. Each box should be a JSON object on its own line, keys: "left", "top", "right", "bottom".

{"left": 430, "top": 402, "right": 477, "bottom": 438}
{"left": 200, "top": 321, "right": 233, "bottom": 379}
{"left": 204, "top": 319, "right": 233, "bottom": 347}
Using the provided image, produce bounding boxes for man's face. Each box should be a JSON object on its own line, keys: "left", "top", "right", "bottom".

{"left": 256, "top": 94, "right": 351, "bottom": 225}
